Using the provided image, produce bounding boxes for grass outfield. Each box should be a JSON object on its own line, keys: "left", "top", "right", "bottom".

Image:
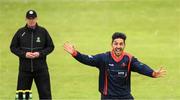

{"left": 0, "top": 0, "right": 180, "bottom": 99}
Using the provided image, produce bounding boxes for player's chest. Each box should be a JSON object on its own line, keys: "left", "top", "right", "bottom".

{"left": 106, "top": 59, "right": 129, "bottom": 70}
{"left": 105, "top": 59, "right": 129, "bottom": 78}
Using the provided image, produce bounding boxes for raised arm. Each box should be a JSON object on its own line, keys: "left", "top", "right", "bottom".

{"left": 131, "top": 57, "right": 166, "bottom": 78}
{"left": 63, "top": 42, "right": 102, "bottom": 67}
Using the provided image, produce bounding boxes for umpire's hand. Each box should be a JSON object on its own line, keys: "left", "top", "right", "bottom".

{"left": 26, "top": 52, "right": 40, "bottom": 59}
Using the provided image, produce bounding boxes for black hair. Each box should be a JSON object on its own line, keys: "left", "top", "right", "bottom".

{"left": 112, "top": 32, "right": 126, "bottom": 43}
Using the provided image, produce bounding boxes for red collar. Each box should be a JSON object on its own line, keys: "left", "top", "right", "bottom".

{"left": 111, "top": 50, "right": 124, "bottom": 62}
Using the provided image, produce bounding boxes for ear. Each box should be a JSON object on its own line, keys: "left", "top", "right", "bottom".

{"left": 111, "top": 42, "right": 113, "bottom": 47}
{"left": 123, "top": 43, "right": 126, "bottom": 50}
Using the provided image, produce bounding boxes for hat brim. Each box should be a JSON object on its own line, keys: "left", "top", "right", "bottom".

{"left": 26, "top": 16, "right": 37, "bottom": 19}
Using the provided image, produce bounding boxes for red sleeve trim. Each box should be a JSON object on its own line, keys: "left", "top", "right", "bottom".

{"left": 103, "top": 70, "right": 108, "bottom": 95}
{"left": 72, "top": 50, "right": 78, "bottom": 57}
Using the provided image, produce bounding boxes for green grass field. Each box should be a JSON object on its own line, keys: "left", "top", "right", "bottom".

{"left": 0, "top": 0, "right": 180, "bottom": 99}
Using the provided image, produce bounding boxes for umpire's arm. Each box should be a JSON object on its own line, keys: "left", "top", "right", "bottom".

{"left": 39, "top": 29, "right": 54, "bottom": 58}
{"left": 10, "top": 31, "right": 26, "bottom": 58}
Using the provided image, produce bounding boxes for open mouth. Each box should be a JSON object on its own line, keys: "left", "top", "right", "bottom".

{"left": 115, "top": 48, "right": 122, "bottom": 52}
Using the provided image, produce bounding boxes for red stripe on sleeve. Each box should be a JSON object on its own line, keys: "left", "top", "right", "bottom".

{"left": 72, "top": 50, "right": 78, "bottom": 57}
{"left": 103, "top": 70, "right": 108, "bottom": 95}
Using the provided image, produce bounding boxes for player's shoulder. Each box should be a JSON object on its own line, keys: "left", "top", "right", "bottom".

{"left": 123, "top": 52, "right": 139, "bottom": 62}
{"left": 123, "top": 52, "right": 134, "bottom": 60}
{"left": 93, "top": 51, "right": 110, "bottom": 58}
{"left": 124, "top": 52, "right": 133, "bottom": 57}
{"left": 102, "top": 51, "right": 111, "bottom": 56}
{"left": 99, "top": 51, "right": 112, "bottom": 59}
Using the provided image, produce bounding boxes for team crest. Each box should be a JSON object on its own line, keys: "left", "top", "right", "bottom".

{"left": 121, "top": 63, "right": 126, "bottom": 67}
{"left": 36, "top": 37, "right": 41, "bottom": 42}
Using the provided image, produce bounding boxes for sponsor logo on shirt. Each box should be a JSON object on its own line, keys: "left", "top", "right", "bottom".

{"left": 22, "top": 32, "right": 26, "bottom": 37}
{"left": 88, "top": 55, "right": 93, "bottom": 58}
{"left": 108, "top": 64, "right": 114, "bottom": 66}
{"left": 121, "top": 63, "right": 126, "bottom": 67}
{"left": 36, "top": 37, "right": 41, "bottom": 42}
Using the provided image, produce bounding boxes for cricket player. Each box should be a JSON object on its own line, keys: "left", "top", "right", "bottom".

{"left": 63, "top": 32, "right": 166, "bottom": 100}
{"left": 10, "top": 10, "right": 54, "bottom": 99}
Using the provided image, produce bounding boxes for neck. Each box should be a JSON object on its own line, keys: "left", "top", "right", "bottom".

{"left": 115, "top": 52, "right": 122, "bottom": 58}
{"left": 111, "top": 51, "right": 124, "bottom": 62}
{"left": 27, "top": 24, "right": 37, "bottom": 29}
{"left": 28, "top": 25, "right": 36, "bottom": 29}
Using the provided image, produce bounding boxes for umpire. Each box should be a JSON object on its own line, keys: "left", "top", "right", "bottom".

{"left": 10, "top": 10, "right": 54, "bottom": 99}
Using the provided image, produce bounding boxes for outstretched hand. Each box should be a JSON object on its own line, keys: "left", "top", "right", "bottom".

{"left": 152, "top": 67, "right": 166, "bottom": 78}
{"left": 63, "top": 42, "right": 75, "bottom": 55}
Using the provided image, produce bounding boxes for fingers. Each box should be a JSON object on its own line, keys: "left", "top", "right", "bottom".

{"left": 26, "top": 52, "right": 40, "bottom": 59}
{"left": 26, "top": 52, "right": 36, "bottom": 59}
{"left": 63, "top": 41, "right": 72, "bottom": 49}
{"left": 64, "top": 41, "right": 71, "bottom": 46}
{"left": 63, "top": 42, "right": 71, "bottom": 51}
{"left": 32, "top": 52, "right": 40, "bottom": 58}
{"left": 159, "top": 67, "right": 163, "bottom": 71}
{"left": 158, "top": 67, "right": 167, "bottom": 73}
{"left": 153, "top": 67, "right": 167, "bottom": 78}
{"left": 63, "top": 42, "right": 75, "bottom": 54}
{"left": 160, "top": 69, "right": 167, "bottom": 76}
